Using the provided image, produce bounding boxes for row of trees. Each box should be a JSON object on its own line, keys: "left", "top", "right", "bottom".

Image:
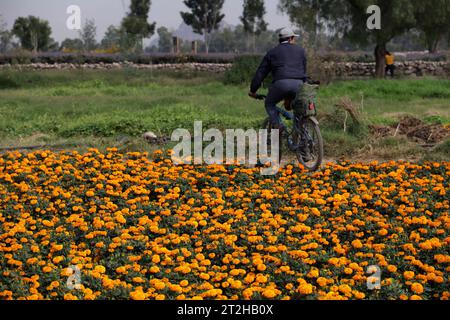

{"left": 1, "top": 0, "right": 449, "bottom": 76}
{"left": 62, "top": 0, "right": 156, "bottom": 53}
{"left": 148, "top": 24, "right": 277, "bottom": 54}
{"left": 279, "top": 0, "right": 450, "bottom": 77}
{"left": 0, "top": 0, "right": 270, "bottom": 54}
{"left": 0, "top": 15, "right": 58, "bottom": 52}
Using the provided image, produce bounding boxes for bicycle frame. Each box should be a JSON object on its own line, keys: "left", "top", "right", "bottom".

{"left": 252, "top": 85, "right": 323, "bottom": 171}
{"left": 273, "top": 105, "right": 321, "bottom": 155}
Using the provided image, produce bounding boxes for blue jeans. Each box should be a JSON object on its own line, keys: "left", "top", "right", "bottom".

{"left": 266, "top": 79, "right": 303, "bottom": 129}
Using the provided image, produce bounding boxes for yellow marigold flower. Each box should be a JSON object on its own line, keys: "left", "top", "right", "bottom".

{"left": 94, "top": 265, "right": 106, "bottom": 273}
{"left": 130, "top": 290, "right": 147, "bottom": 300}
{"left": 344, "top": 268, "right": 353, "bottom": 275}
{"left": 404, "top": 271, "right": 415, "bottom": 280}
{"left": 255, "top": 274, "right": 267, "bottom": 283}
{"left": 52, "top": 244, "right": 63, "bottom": 251}
{"left": 351, "top": 240, "right": 363, "bottom": 249}
{"left": 353, "top": 292, "right": 365, "bottom": 299}
{"left": 52, "top": 256, "right": 64, "bottom": 264}
{"left": 86, "top": 191, "right": 95, "bottom": 197}
{"left": 317, "top": 277, "right": 328, "bottom": 287}
{"left": 298, "top": 283, "right": 313, "bottom": 295}
{"left": 387, "top": 265, "right": 397, "bottom": 273}
{"left": 180, "top": 280, "right": 189, "bottom": 287}
{"left": 64, "top": 293, "right": 78, "bottom": 300}
{"left": 149, "top": 266, "right": 160, "bottom": 274}
{"left": 411, "top": 283, "right": 424, "bottom": 295}
{"left": 42, "top": 266, "right": 52, "bottom": 273}
{"left": 434, "top": 276, "right": 444, "bottom": 284}
{"left": 257, "top": 264, "right": 267, "bottom": 272}
{"left": 116, "top": 266, "right": 127, "bottom": 274}
{"left": 262, "top": 289, "right": 278, "bottom": 299}
{"left": 153, "top": 281, "right": 166, "bottom": 290}
{"left": 133, "top": 277, "right": 145, "bottom": 284}
{"left": 338, "top": 284, "right": 352, "bottom": 295}
{"left": 230, "top": 269, "right": 240, "bottom": 276}
{"left": 27, "top": 257, "right": 38, "bottom": 264}
{"left": 31, "top": 245, "right": 40, "bottom": 253}
{"left": 308, "top": 269, "right": 319, "bottom": 278}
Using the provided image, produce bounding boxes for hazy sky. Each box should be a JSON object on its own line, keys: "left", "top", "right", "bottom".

{"left": 0, "top": 0, "right": 290, "bottom": 42}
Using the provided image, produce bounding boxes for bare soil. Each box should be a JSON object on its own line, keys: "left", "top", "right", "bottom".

{"left": 369, "top": 115, "right": 450, "bottom": 145}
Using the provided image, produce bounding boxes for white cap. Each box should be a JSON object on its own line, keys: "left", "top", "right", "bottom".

{"left": 279, "top": 27, "right": 299, "bottom": 39}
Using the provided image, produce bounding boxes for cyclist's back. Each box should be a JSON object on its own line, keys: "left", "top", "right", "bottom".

{"left": 251, "top": 43, "right": 307, "bottom": 91}
{"left": 249, "top": 27, "right": 307, "bottom": 131}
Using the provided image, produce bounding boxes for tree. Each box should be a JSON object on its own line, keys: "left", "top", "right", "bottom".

{"left": 209, "top": 27, "right": 236, "bottom": 53}
{"left": 345, "top": 0, "right": 417, "bottom": 78}
{"left": 157, "top": 26, "right": 172, "bottom": 53}
{"left": 180, "top": 0, "right": 225, "bottom": 54}
{"left": 415, "top": 0, "right": 450, "bottom": 53}
{"left": 100, "top": 25, "right": 137, "bottom": 52}
{"left": 0, "top": 15, "right": 13, "bottom": 53}
{"left": 47, "top": 38, "right": 59, "bottom": 52}
{"left": 279, "top": 0, "right": 417, "bottom": 78}
{"left": 241, "top": 0, "right": 268, "bottom": 52}
{"left": 79, "top": 19, "right": 97, "bottom": 52}
{"left": 101, "top": 25, "right": 122, "bottom": 49}
{"left": 12, "top": 16, "right": 52, "bottom": 52}
{"left": 280, "top": 0, "right": 358, "bottom": 48}
{"left": 121, "top": 0, "right": 156, "bottom": 52}
{"left": 60, "top": 38, "right": 83, "bottom": 52}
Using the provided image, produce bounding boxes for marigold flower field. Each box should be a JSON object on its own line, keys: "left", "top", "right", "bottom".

{"left": 0, "top": 149, "right": 448, "bottom": 300}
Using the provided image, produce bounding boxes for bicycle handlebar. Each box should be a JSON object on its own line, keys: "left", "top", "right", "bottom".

{"left": 307, "top": 79, "right": 321, "bottom": 85}
{"left": 250, "top": 94, "right": 267, "bottom": 100}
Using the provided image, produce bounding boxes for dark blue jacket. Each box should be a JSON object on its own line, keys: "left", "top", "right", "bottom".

{"left": 250, "top": 43, "right": 307, "bottom": 93}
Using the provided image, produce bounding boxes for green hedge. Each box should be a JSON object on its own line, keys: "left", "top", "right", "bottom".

{"left": 223, "top": 55, "right": 263, "bottom": 85}
{"left": 223, "top": 55, "right": 274, "bottom": 86}
{"left": 0, "top": 53, "right": 237, "bottom": 65}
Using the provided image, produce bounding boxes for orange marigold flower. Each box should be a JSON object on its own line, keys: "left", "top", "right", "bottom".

{"left": 411, "top": 283, "right": 424, "bottom": 295}
{"left": 404, "top": 271, "right": 415, "bottom": 280}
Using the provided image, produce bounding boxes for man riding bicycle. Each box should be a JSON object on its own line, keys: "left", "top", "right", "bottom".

{"left": 249, "top": 27, "right": 307, "bottom": 135}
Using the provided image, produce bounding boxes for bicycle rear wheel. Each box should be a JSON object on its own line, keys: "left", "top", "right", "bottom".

{"left": 293, "top": 117, "right": 324, "bottom": 172}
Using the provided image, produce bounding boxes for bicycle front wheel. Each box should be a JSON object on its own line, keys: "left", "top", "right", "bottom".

{"left": 294, "top": 117, "right": 324, "bottom": 172}
{"left": 262, "top": 118, "right": 283, "bottom": 165}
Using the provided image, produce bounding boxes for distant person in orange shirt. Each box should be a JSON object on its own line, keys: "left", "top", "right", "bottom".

{"left": 385, "top": 51, "right": 395, "bottom": 78}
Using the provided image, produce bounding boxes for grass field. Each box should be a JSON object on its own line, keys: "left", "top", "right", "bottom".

{"left": 0, "top": 69, "right": 449, "bottom": 161}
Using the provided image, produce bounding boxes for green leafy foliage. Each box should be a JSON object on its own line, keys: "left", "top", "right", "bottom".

{"left": 223, "top": 55, "right": 265, "bottom": 85}
{"left": 121, "top": 0, "right": 156, "bottom": 52}
{"left": 181, "top": 0, "right": 225, "bottom": 53}
{"left": 12, "top": 16, "right": 54, "bottom": 52}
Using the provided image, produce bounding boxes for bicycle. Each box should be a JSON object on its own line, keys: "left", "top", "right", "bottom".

{"left": 250, "top": 81, "right": 324, "bottom": 172}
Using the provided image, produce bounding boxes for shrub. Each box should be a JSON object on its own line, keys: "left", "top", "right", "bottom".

{"left": 0, "top": 53, "right": 237, "bottom": 65}
{"left": 223, "top": 55, "right": 264, "bottom": 86}
{"left": 7, "top": 48, "right": 32, "bottom": 65}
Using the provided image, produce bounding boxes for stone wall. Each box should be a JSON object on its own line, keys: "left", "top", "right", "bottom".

{"left": 0, "top": 60, "right": 448, "bottom": 78}
{"left": 0, "top": 62, "right": 232, "bottom": 73}
{"left": 328, "top": 61, "right": 449, "bottom": 78}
